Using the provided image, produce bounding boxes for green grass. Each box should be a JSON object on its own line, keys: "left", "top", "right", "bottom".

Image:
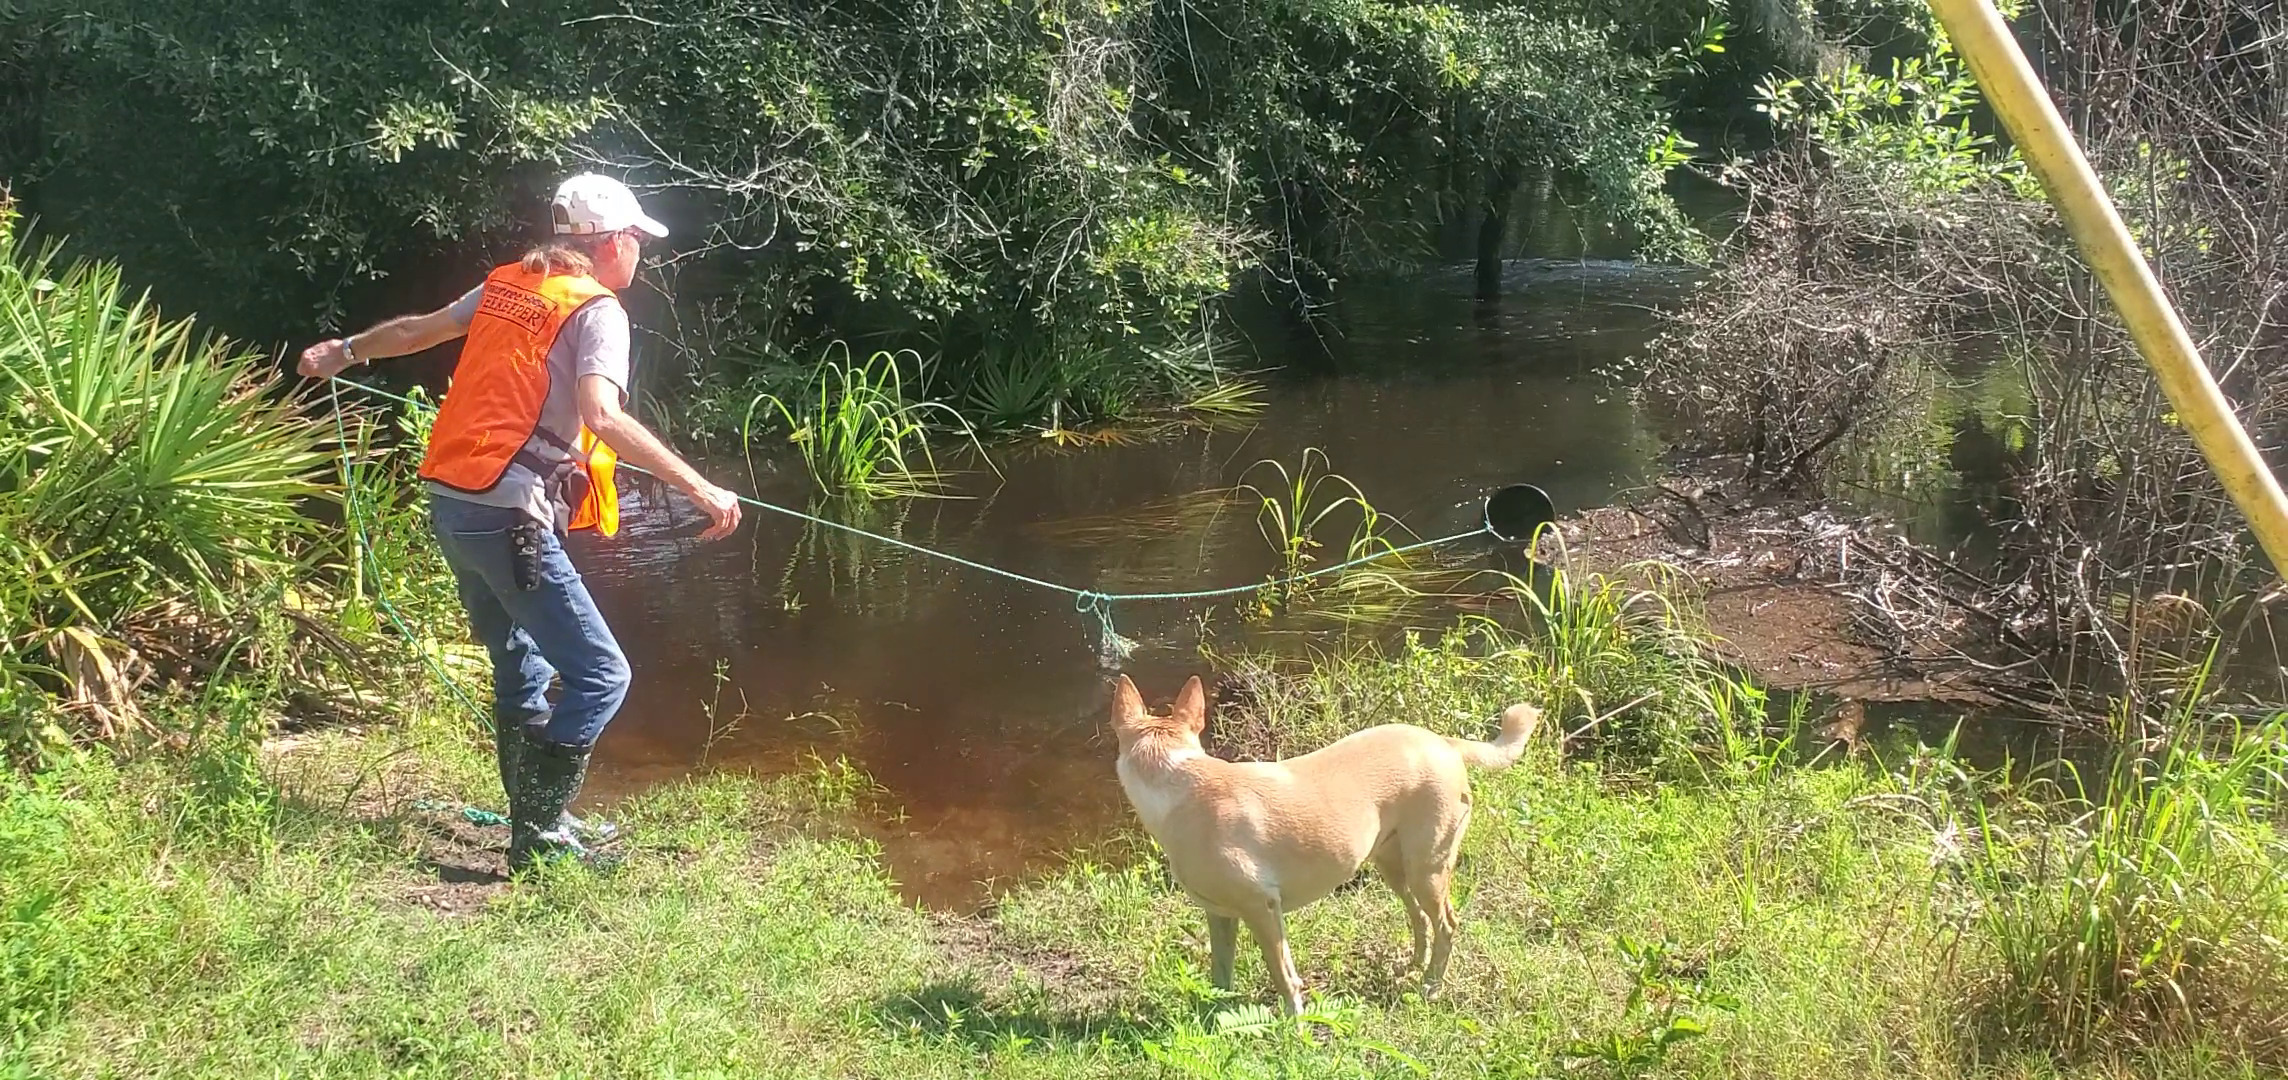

{"left": 6, "top": 625, "right": 2285, "bottom": 1077}
{"left": 1953, "top": 708, "right": 2288, "bottom": 1057}
{"left": 328, "top": 389, "right": 470, "bottom": 656}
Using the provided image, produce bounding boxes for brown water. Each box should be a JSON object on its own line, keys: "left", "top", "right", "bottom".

{"left": 572, "top": 260, "right": 1691, "bottom": 907}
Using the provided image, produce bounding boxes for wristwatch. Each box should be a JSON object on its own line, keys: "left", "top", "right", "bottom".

{"left": 339, "top": 336, "right": 361, "bottom": 366}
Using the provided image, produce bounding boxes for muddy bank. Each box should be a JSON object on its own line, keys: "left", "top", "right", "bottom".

{"left": 1545, "top": 458, "right": 2015, "bottom": 713}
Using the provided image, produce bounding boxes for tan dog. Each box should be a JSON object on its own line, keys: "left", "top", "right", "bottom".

{"left": 1109, "top": 674, "right": 1540, "bottom": 1014}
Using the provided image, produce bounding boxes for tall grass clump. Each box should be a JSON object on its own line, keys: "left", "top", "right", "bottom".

{"left": 1494, "top": 549, "right": 1780, "bottom": 775}
{"left": 950, "top": 329, "right": 1262, "bottom": 437}
{"left": 0, "top": 205, "right": 331, "bottom": 759}
{"left": 1235, "top": 448, "right": 1409, "bottom": 610}
{"left": 1956, "top": 707, "right": 2288, "bottom": 1060}
{"left": 1212, "top": 558, "right": 1774, "bottom": 779}
{"left": 745, "top": 345, "right": 989, "bottom": 500}
{"left": 1176, "top": 375, "right": 1266, "bottom": 422}
{"left": 962, "top": 339, "right": 1065, "bottom": 433}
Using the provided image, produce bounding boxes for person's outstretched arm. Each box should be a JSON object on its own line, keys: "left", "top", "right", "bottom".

{"left": 576, "top": 373, "right": 743, "bottom": 541}
{"left": 298, "top": 305, "right": 469, "bottom": 378}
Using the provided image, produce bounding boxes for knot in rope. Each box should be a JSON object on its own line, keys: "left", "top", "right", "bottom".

{"left": 1075, "top": 591, "right": 1135, "bottom": 670}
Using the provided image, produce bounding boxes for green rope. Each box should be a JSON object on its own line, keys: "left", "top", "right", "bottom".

{"left": 328, "top": 379, "right": 490, "bottom": 725}
{"left": 411, "top": 799, "right": 511, "bottom": 827}
{"left": 323, "top": 375, "right": 1489, "bottom": 666}
{"left": 332, "top": 384, "right": 508, "bottom": 824}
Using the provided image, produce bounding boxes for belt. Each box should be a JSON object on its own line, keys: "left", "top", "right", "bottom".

{"left": 510, "top": 429, "right": 589, "bottom": 530}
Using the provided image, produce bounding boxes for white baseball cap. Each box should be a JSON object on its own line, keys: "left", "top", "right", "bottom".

{"left": 551, "top": 174, "right": 669, "bottom": 239}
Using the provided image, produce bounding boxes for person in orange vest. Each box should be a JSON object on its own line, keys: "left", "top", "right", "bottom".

{"left": 297, "top": 174, "right": 742, "bottom": 872}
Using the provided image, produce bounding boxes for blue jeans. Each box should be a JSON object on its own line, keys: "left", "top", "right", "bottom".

{"left": 429, "top": 495, "right": 630, "bottom": 748}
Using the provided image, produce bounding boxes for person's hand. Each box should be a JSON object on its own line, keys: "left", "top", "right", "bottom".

{"left": 297, "top": 338, "right": 358, "bottom": 380}
{"left": 691, "top": 482, "right": 743, "bottom": 541}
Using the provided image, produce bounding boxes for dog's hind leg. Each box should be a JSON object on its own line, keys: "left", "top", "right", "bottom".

{"left": 1372, "top": 841, "right": 1432, "bottom": 975}
{"left": 1413, "top": 808, "right": 1472, "bottom": 995}
{"left": 1206, "top": 913, "right": 1239, "bottom": 991}
{"left": 1240, "top": 902, "right": 1306, "bottom": 1016}
{"left": 1417, "top": 880, "right": 1459, "bottom": 995}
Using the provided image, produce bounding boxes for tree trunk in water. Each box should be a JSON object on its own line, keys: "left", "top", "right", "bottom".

{"left": 1475, "top": 160, "right": 1524, "bottom": 301}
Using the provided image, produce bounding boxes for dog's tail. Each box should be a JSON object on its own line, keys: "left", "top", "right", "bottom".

{"left": 1448, "top": 703, "right": 1542, "bottom": 770}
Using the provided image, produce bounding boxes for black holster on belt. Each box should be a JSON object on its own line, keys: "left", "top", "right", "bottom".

{"left": 513, "top": 442, "right": 588, "bottom": 538}
{"left": 508, "top": 518, "right": 544, "bottom": 592}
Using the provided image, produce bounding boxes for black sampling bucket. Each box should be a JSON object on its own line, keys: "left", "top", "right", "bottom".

{"left": 1482, "top": 484, "right": 1557, "bottom": 544}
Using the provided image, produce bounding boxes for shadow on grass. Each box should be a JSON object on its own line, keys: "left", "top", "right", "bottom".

{"left": 871, "top": 978, "right": 1171, "bottom": 1055}
{"left": 266, "top": 781, "right": 518, "bottom": 895}
{"left": 429, "top": 860, "right": 507, "bottom": 886}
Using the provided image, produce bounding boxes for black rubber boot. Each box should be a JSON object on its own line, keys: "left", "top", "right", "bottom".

{"left": 507, "top": 730, "right": 619, "bottom": 875}
{"left": 496, "top": 716, "right": 617, "bottom": 844}
{"left": 494, "top": 719, "right": 522, "bottom": 807}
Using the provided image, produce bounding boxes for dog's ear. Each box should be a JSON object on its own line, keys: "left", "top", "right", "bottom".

{"left": 1172, "top": 675, "right": 1207, "bottom": 733}
{"left": 1111, "top": 674, "right": 1147, "bottom": 724}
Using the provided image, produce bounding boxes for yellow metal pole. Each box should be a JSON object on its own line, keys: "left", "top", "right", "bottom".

{"left": 1926, "top": 0, "right": 2288, "bottom": 574}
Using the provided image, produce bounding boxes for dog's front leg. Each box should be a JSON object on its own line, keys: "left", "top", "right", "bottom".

{"left": 1206, "top": 913, "right": 1238, "bottom": 992}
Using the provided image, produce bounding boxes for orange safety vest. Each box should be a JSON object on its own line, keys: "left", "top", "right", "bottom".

{"left": 418, "top": 263, "right": 623, "bottom": 535}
